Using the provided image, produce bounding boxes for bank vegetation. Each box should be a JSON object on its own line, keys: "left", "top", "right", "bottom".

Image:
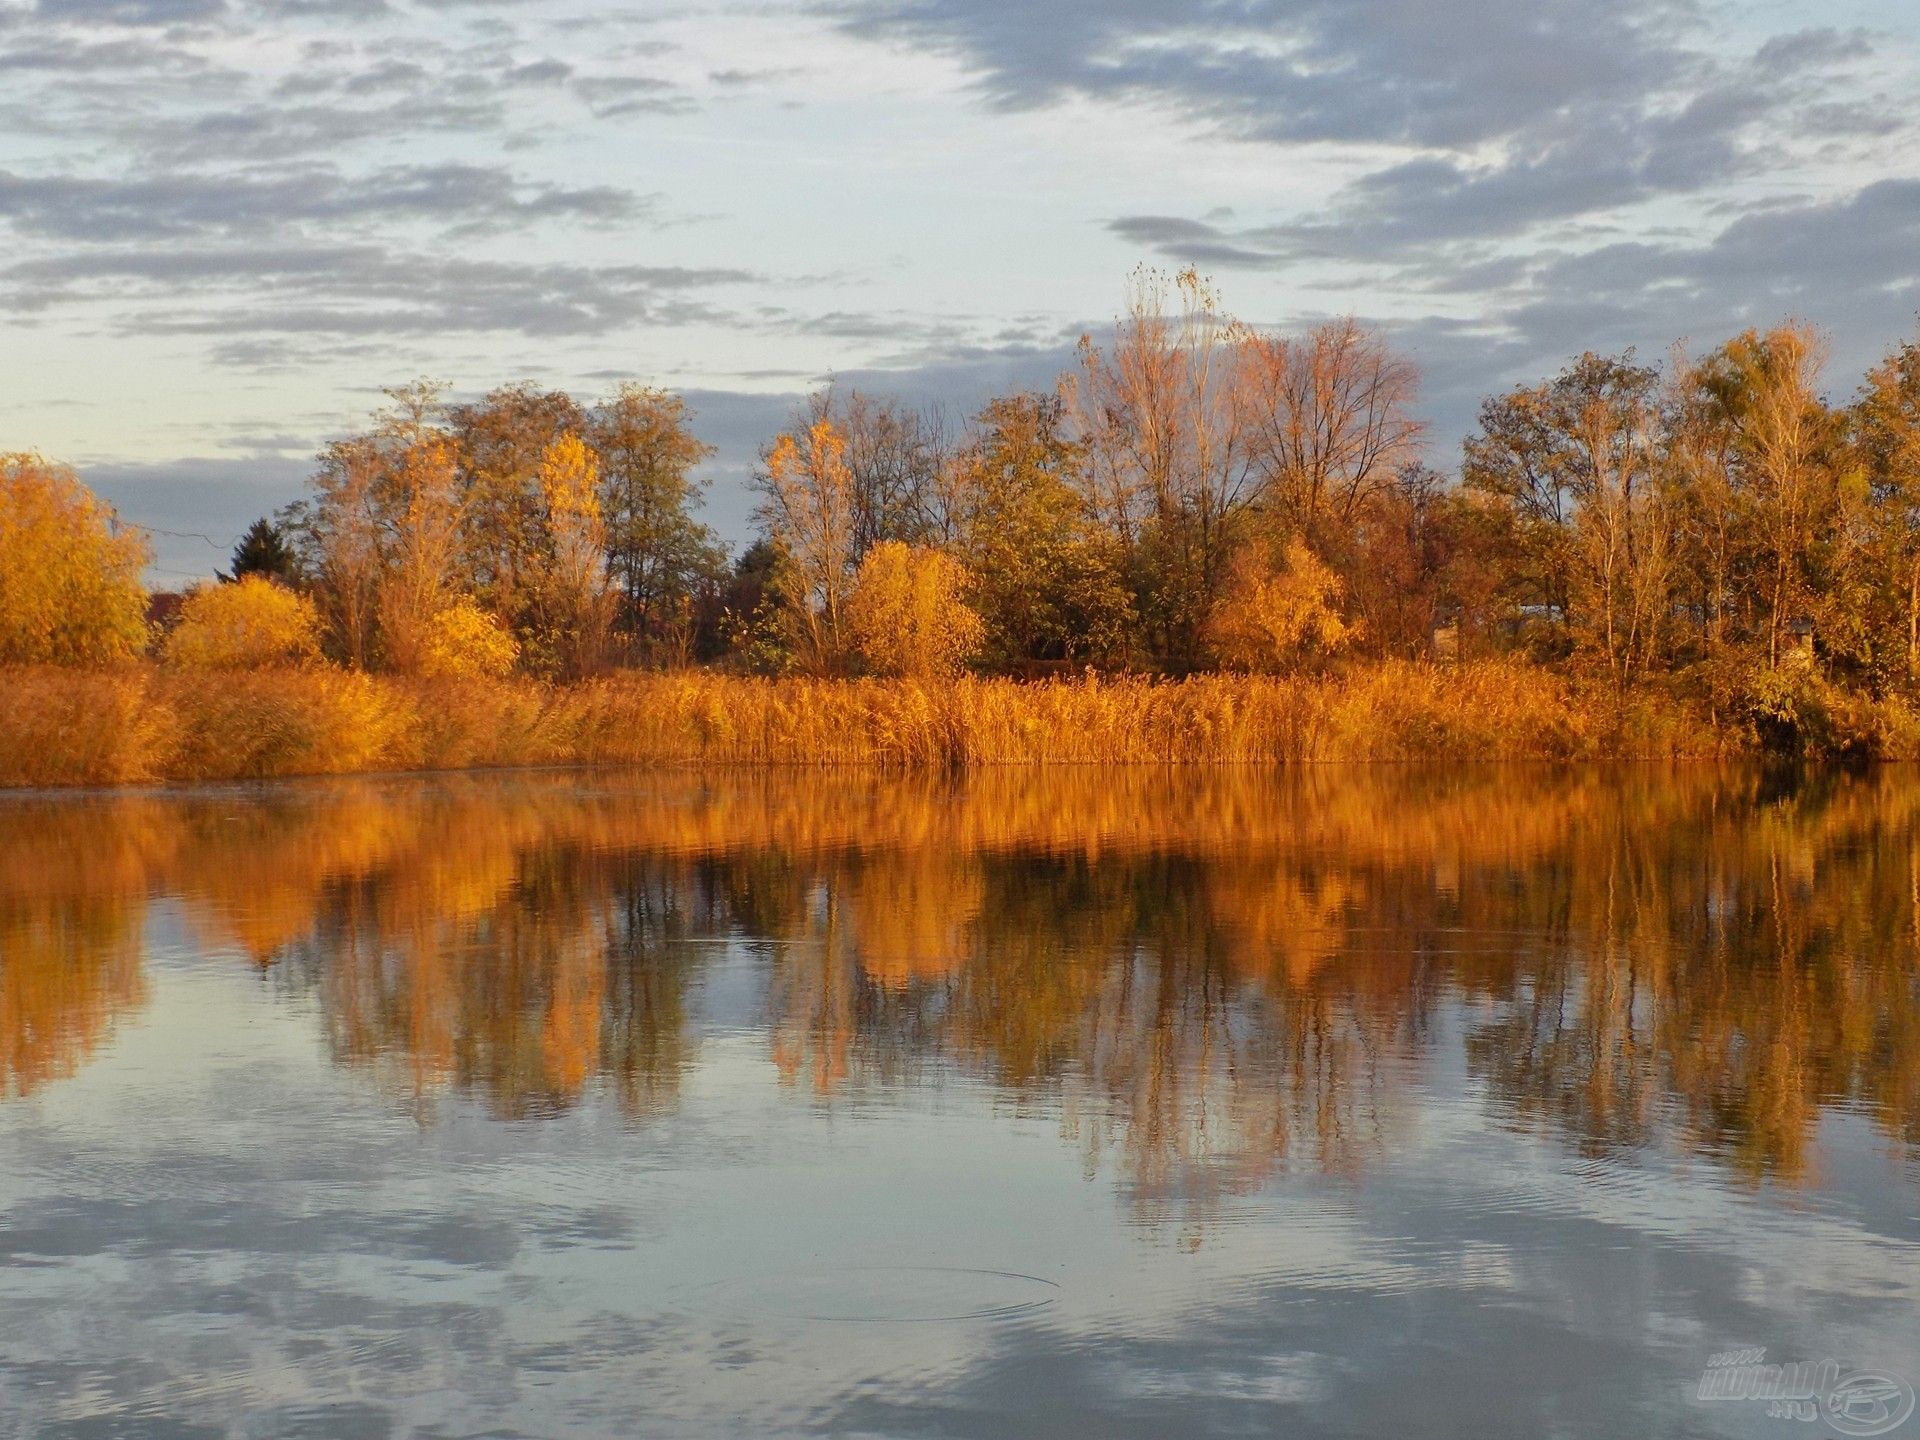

{"left": 6, "top": 269, "right": 1920, "bottom": 784}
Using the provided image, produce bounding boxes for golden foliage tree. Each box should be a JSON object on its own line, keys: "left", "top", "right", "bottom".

{"left": 846, "top": 540, "right": 984, "bottom": 680}
{"left": 532, "top": 434, "right": 615, "bottom": 678}
{"left": 1464, "top": 353, "right": 1673, "bottom": 677}
{"left": 0, "top": 454, "right": 149, "bottom": 665}
{"left": 418, "top": 598, "right": 519, "bottom": 680}
{"left": 1067, "top": 267, "right": 1263, "bottom": 663}
{"left": 951, "top": 393, "right": 1135, "bottom": 668}
{"left": 450, "top": 383, "right": 588, "bottom": 635}
{"left": 375, "top": 426, "right": 468, "bottom": 675}
{"left": 163, "top": 576, "right": 323, "bottom": 670}
{"left": 1854, "top": 336, "right": 1920, "bottom": 676}
{"left": 1207, "top": 538, "right": 1357, "bottom": 673}
{"left": 1681, "top": 325, "right": 1859, "bottom": 668}
{"left": 757, "top": 417, "right": 858, "bottom": 671}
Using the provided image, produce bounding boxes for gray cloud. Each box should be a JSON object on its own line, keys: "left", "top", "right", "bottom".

{"left": 1506, "top": 179, "right": 1920, "bottom": 370}
{"left": 1371, "top": 181, "right": 1920, "bottom": 445}
{"left": 81, "top": 456, "right": 314, "bottom": 582}
{"left": 36, "top": 0, "right": 224, "bottom": 25}
{"left": 6, "top": 244, "right": 759, "bottom": 337}
{"left": 846, "top": 0, "right": 1897, "bottom": 255}
{"left": 573, "top": 73, "right": 693, "bottom": 118}
{"left": 832, "top": 0, "right": 1704, "bottom": 148}
{"left": 0, "top": 32, "right": 219, "bottom": 71}
{"left": 252, "top": 0, "right": 394, "bottom": 17}
{"left": 133, "top": 93, "right": 514, "bottom": 161}
{"left": 0, "top": 163, "right": 646, "bottom": 242}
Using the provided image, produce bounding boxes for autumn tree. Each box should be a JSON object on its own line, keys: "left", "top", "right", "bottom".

{"left": 846, "top": 541, "right": 984, "bottom": 680}
{"left": 418, "top": 598, "right": 518, "bottom": 679}
{"left": 1206, "top": 537, "right": 1356, "bottom": 672}
{"left": 286, "top": 440, "right": 382, "bottom": 669}
{"left": 288, "top": 382, "right": 476, "bottom": 674}
{"left": 372, "top": 389, "right": 469, "bottom": 675}
{"left": 756, "top": 415, "right": 858, "bottom": 671}
{"left": 449, "top": 383, "right": 587, "bottom": 635}
{"left": 1344, "top": 464, "right": 1496, "bottom": 660}
{"left": 163, "top": 575, "right": 322, "bottom": 669}
{"left": 0, "top": 454, "right": 149, "bottom": 665}
{"left": 836, "top": 390, "right": 949, "bottom": 553}
{"left": 529, "top": 434, "right": 615, "bottom": 679}
{"left": 1244, "top": 316, "right": 1425, "bottom": 536}
{"left": 950, "top": 392, "right": 1134, "bottom": 668}
{"left": 589, "top": 384, "right": 721, "bottom": 659}
{"left": 1067, "top": 267, "right": 1265, "bottom": 666}
{"left": 1678, "top": 326, "right": 1859, "bottom": 668}
{"left": 1465, "top": 353, "right": 1673, "bottom": 677}
{"left": 1853, "top": 335, "right": 1920, "bottom": 680}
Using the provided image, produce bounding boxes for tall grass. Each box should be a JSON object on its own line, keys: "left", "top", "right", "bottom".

{"left": 0, "top": 660, "right": 1745, "bottom": 788}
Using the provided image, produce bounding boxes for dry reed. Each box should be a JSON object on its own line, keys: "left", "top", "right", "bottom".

{"left": 0, "top": 660, "right": 1743, "bottom": 788}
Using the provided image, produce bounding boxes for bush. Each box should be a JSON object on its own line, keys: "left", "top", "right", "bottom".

{"left": 847, "top": 542, "right": 984, "bottom": 680}
{"left": 0, "top": 454, "right": 149, "bottom": 665}
{"left": 418, "top": 599, "right": 519, "bottom": 680}
{"left": 1207, "top": 539, "right": 1356, "bottom": 673}
{"left": 162, "top": 576, "right": 322, "bottom": 670}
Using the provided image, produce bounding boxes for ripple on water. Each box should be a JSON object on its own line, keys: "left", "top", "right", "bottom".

{"left": 698, "top": 1265, "right": 1060, "bottom": 1323}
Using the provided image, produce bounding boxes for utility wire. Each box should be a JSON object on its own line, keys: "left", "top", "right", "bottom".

{"left": 121, "top": 523, "right": 234, "bottom": 549}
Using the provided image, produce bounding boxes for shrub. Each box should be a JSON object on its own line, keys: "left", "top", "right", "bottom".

{"left": 1207, "top": 539, "right": 1356, "bottom": 673}
{"left": 162, "top": 576, "right": 323, "bottom": 670}
{"left": 418, "top": 599, "right": 519, "bottom": 680}
{"left": 0, "top": 454, "right": 150, "bottom": 665}
{"left": 847, "top": 542, "right": 985, "bottom": 680}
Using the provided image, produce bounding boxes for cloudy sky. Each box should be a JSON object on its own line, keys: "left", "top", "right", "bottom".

{"left": 3, "top": 0, "right": 1917, "bottom": 580}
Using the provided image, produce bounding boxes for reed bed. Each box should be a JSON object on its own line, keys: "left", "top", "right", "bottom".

{"left": 0, "top": 661, "right": 1736, "bottom": 788}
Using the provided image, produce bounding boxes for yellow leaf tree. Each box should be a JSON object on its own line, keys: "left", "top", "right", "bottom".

{"left": 757, "top": 418, "right": 857, "bottom": 671}
{"left": 418, "top": 598, "right": 519, "bottom": 680}
{"left": 533, "top": 433, "right": 615, "bottom": 678}
{"left": 846, "top": 541, "right": 984, "bottom": 680}
{"left": 162, "top": 575, "right": 323, "bottom": 669}
{"left": 0, "top": 454, "right": 150, "bottom": 665}
{"left": 1207, "top": 538, "right": 1357, "bottom": 673}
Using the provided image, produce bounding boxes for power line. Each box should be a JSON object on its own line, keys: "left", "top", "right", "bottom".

{"left": 122, "top": 522, "right": 234, "bottom": 549}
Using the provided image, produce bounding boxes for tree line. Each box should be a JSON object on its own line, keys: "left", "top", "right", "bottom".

{"left": 6, "top": 267, "right": 1920, "bottom": 736}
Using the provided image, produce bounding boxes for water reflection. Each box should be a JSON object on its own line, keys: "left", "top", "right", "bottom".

{"left": 4, "top": 767, "right": 1919, "bottom": 1205}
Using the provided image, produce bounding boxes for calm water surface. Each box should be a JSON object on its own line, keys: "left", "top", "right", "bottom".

{"left": 2, "top": 767, "right": 1919, "bottom": 1438}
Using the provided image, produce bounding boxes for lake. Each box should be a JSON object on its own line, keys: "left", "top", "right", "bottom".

{"left": 2, "top": 767, "right": 1918, "bottom": 1438}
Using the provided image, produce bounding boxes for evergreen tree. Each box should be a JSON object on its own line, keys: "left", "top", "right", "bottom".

{"left": 226, "top": 517, "right": 299, "bottom": 585}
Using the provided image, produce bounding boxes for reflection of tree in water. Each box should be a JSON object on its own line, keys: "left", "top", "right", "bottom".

{"left": 1463, "top": 770, "right": 1920, "bottom": 1182}
{"left": 0, "top": 802, "right": 160, "bottom": 1098}
{"left": 0, "top": 892, "right": 146, "bottom": 1099}
{"left": 283, "top": 845, "right": 706, "bottom": 1121}
{"left": 3, "top": 768, "right": 1920, "bottom": 1207}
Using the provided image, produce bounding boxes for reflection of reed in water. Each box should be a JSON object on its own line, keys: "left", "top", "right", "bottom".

{"left": 1, "top": 767, "right": 1918, "bottom": 1203}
